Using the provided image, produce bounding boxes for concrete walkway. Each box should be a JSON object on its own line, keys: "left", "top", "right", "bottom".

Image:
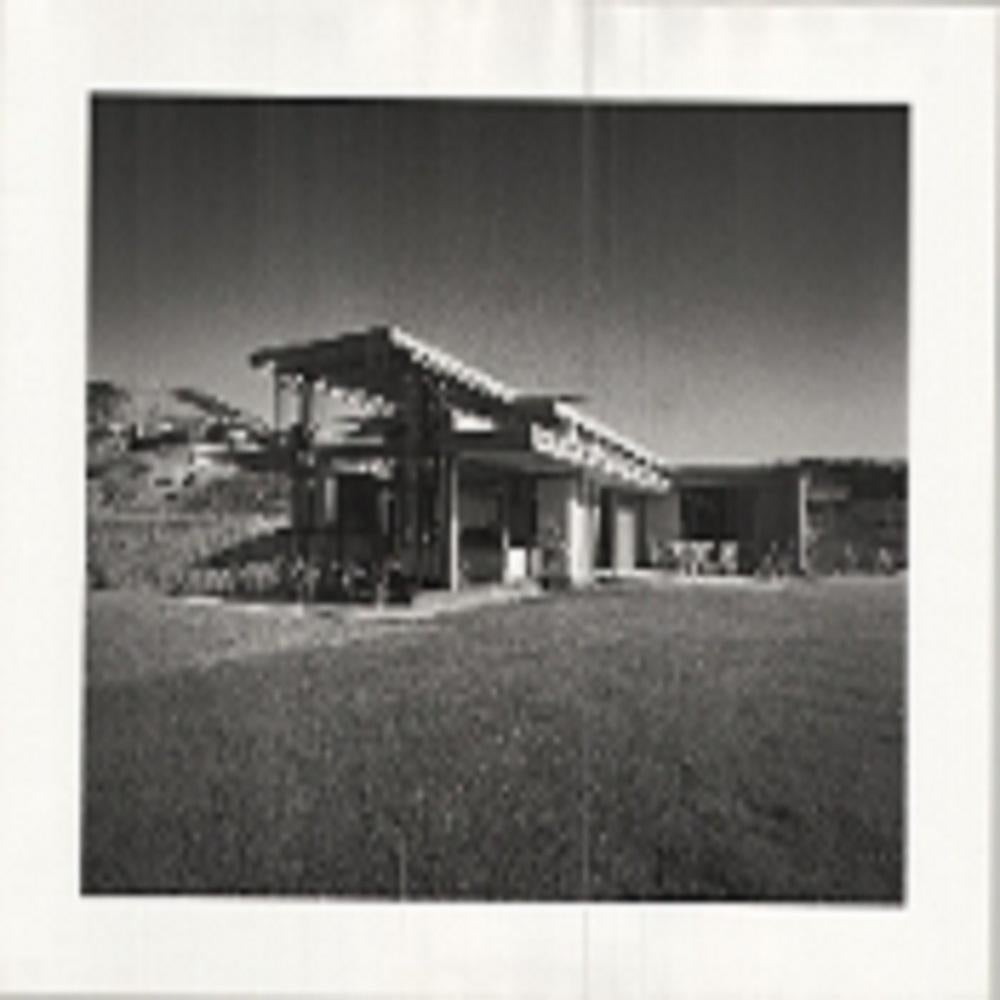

{"left": 347, "top": 579, "right": 546, "bottom": 622}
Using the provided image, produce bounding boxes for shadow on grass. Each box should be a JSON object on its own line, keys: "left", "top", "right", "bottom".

{"left": 195, "top": 526, "right": 296, "bottom": 569}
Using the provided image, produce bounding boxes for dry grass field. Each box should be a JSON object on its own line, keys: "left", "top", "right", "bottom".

{"left": 83, "top": 577, "right": 904, "bottom": 900}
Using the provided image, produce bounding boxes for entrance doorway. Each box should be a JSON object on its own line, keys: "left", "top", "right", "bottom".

{"left": 458, "top": 480, "right": 504, "bottom": 583}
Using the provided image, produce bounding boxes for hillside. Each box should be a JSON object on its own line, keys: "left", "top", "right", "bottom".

{"left": 87, "top": 380, "right": 287, "bottom": 517}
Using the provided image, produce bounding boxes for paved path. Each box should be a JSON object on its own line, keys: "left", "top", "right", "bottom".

{"left": 86, "top": 581, "right": 546, "bottom": 684}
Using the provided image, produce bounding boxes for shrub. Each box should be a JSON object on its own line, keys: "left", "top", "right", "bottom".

{"left": 162, "top": 567, "right": 188, "bottom": 596}
{"left": 172, "top": 547, "right": 416, "bottom": 606}
{"left": 384, "top": 560, "right": 414, "bottom": 605}
{"left": 233, "top": 560, "right": 282, "bottom": 599}
{"left": 88, "top": 559, "right": 110, "bottom": 591}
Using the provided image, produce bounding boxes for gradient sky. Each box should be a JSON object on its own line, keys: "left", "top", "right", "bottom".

{"left": 90, "top": 99, "right": 907, "bottom": 462}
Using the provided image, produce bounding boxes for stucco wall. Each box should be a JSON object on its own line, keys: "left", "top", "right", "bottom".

{"left": 536, "top": 474, "right": 593, "bottom": 582}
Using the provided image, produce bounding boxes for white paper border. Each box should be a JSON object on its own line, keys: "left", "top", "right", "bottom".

{"left": 0, "top": 3, "right": 994, "bottom": 997}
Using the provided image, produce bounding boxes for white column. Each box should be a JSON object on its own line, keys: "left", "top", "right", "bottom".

{"left": 797, "top": 467, "right": 811, "bottom": 573}
{"left": 446, "top": 457, "right": 461, "bottom": 591}
{"left": 536, "top": 474, "right": 590, "bottom": 585}
{"left": 499, "top": 475, "right": 512, "bottom": 583}
{"left": 567, "top": 474, "right": 590, "bottom": 582}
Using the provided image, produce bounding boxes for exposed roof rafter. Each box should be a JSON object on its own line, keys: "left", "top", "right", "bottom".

{"left": 250, "top": 325, "right": 672, "bottom": 482}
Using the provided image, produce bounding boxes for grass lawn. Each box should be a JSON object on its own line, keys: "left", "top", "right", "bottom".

{"left": 83, "top": 577, "right": 904, "bottom": 900}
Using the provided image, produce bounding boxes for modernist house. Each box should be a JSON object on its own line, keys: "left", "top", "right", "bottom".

{"left": 251, "top": 326, "right": 676, "bottom": 590}
{"left": 250, "top": 326, "right": 905, "bottom": 590}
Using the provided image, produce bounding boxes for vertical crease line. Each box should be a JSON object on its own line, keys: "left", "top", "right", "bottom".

{"left": 581, "top": 7, "right": 596, "bottom": 1000}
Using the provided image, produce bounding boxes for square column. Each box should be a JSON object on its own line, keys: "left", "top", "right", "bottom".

{"left": 440, "top": 456, "right": 460, "bottom": 591}
{"left": 797, "top": 467, "right": 811, "bottom": 573}
{"left": 536, "top": 474, "right": 591, "bottom": 585}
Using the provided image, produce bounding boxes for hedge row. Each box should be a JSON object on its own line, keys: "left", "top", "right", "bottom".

{"left": 87, "top": 514, "right": 288, "bottom": 592}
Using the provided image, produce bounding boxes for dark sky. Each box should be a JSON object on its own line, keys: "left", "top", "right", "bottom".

{"left": 90, "top": 99, "right": 907, "bottom": 462}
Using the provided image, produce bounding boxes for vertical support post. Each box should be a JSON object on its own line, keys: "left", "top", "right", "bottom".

{"left": 298, "top": 377, "right": 314, "bottom": 428}
{"left": 272, "top": 373, "right": 283, "bottom": 432}
{"left": 591, "top": 483, "right": 603, "bottom": 571}
{"left": 567, "top": 473, "right": 584, "bottom": 582}
{"left": 499, "top": 475, "right": 511, "bottom": 583}
{"left": 393, "top": 460, "right": 405, "bottom": 567}
{"left": 536, "top": 475, "right": 584, "bottom": 586}
{"left": 607, "top": 490, "right": 618, "bottom": 572}
{"left": 398, "top": 372, "right": 420, "bottom": 581}
{"left": 588, "top": 477, "right": 601, "bottom": 576}
{"left": 446, "top": 457, "right": 460, "bottom": 591}
{"left": 337, "top": 478, "right": 345, "bottom": 565}
{"left": 293, "top": 378, "right": 316, "bottom": 554}
{"left": 637, "top": 494, "right": 649, "bottom": 568}
{"left": 797, "top": 466, "right": 811, "bottom": 574}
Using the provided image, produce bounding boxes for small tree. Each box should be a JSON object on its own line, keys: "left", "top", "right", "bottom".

{"left": 87, "top": 380, "right": 131, "bottom": 430}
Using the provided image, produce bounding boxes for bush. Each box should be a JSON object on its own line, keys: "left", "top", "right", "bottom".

{"left": 174, "top": 547, "right": 416, "bottom": 607}
{"left": 384, "top": 561, "right": 414, "bottom": 605}
{"left": 88, "top": 559, "right": 110, "bottom": 591}
{"left": 233, "top": 561, "right": 282, "bottom": 598}
{"left": 178, "top": 471, "right": 288, "bottom": 517}
{"left": 281, "top": 557, "right": 320, "bottom": 602}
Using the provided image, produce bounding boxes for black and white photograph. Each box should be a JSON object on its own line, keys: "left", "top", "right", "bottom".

{"left": 1, "top": 3, "right": 995, "bottom": 997}
{"left": 85, "top": 97, "right": 907, "bottom": 901}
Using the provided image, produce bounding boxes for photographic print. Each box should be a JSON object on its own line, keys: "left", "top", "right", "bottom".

{"left": 84, "top": 97, "right": 907, "bottom": 901}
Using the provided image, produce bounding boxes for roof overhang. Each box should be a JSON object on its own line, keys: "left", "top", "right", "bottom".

{"left": 251, "top": 325, "right": 518, "bottom": 419}
{"left": 251, "top": 325, "right": 673, "bottom": 493}
{"left": 451, "top": 426, "right": 670, "bottom": 493}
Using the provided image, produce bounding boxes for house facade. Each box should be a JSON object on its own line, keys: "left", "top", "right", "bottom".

{"left": 250, "top": 326, "right": 906, "bottom": 589}
{"left": 251, "top": 326, "right": 676, "bottom": 590}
